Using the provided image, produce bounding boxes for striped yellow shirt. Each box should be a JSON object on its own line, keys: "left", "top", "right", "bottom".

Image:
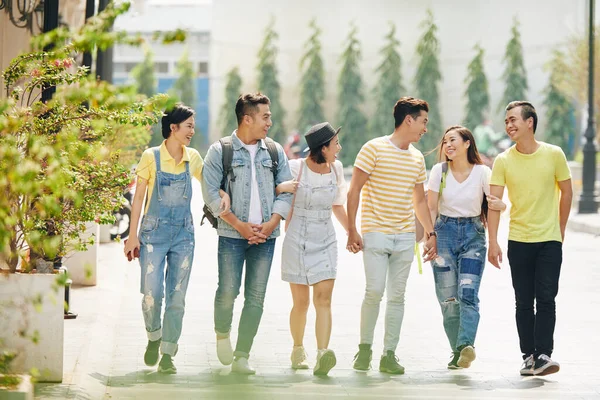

{"left": 354, "top": 136, "right": 426, "bottom": 234}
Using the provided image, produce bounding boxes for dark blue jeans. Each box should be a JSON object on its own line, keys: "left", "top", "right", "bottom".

{"left": 507, "top": 240, "right": 562, "bottom": 359}
{"left": 214, "top": 237, "right": 276, "bottom": 359}
{"left": 432, "top": 215, "right": 486, "bottom": 353}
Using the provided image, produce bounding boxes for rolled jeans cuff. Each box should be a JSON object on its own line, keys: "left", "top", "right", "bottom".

{"left": 147, "top": 328, "right": 162, "bottom": 342}
{"left": 215, "top": 328, "right": 231, "bottom": 337}
{"left": 234, "top": 350, "right": 249, "bottom": 359}
{"left": 161, "top": 341, "right": 178, "bottom": 357}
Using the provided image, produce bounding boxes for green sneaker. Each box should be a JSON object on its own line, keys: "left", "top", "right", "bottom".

{"left": 144, "top": 339, "right": 161, "bottom": 366}
{"left": 352, "top": 344, "right": 372, "bottom": 371}
{"left": 447, "top": 352, "right": 462, "bottom": 370}
{"left": 379, "top": 351, "right": 405, "bottom": 375}
{"left": 158, "top": 354, "right": 177, "bottom": 374}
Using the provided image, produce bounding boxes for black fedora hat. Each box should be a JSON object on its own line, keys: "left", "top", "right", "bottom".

{"left": 303, "top": 122, "right": 341, "bottom": 153}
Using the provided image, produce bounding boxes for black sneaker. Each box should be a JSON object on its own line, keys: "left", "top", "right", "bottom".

{"left": 533, "top": 354, "right": 560, "bottom": 376}
{"left": 520, "top": 354, "right": 534, "bottom": 376}
{"left": 158, "top": 354, "right": 177, "bottom": 374}
{"left": 352, "top": 344, "right": 372, "bottom": 371}
{"left": 448, "top": 352, "right": 462, "bottom": 370}
{"left": 144, "top": 339, "right": 161, "bottom": 366}
{"left": 379, "top": 351, "right": 405, "bottom": 375}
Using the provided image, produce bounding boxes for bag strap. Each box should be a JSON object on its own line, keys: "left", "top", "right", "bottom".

{"left": 219, "top": 136, "right": 234, "bottom": 193}
{"left": 439, "top": 161, "right": 448, "bottom": 197}
{"left": 264, "top": 137, "right": 279, "bottom": 177}
{"left": 284, "top": 160, "right": 304, "bottom": 232}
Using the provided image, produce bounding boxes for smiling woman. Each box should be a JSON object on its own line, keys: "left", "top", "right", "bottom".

{"left": 122, "top": 103, "right": 213, "bottom": 375}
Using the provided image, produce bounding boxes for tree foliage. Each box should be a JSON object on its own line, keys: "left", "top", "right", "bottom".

{"left": 463, "top": 44, "right": 490, "bottom": 131}
{"left": 336, "top": 23, "right": 367, "bottom": 166}
{"left": 370, "top": 23, "right": 404, "bottom": 140}
{"left": 298, "top": 19, "right": 326, "bottom": 133}
{"left": 257, "top": 18, "right": 286, "bottom": 143}
{"left": 414, "top": 9, "right": 443, "bottom": 166}
{"left": 218, "top": 67, "right": 242, "bottom": 137}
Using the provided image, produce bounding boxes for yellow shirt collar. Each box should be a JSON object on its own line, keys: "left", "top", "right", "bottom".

{"left": 160, "top": 140, "right": 190, "bottom": 165}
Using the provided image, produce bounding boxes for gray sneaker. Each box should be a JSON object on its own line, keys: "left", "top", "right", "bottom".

{"left": 457, "top": 345, "right": 476, "bottom": 368}
{"left": 520, "top": 354, "right": 535, "bottom": 376}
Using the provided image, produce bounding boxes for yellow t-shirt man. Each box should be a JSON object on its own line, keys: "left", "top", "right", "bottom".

{"left": 354, "top": 136, "right": 427, "bottom": 235}
{"left": 490, "top": 142, "right": 571, "bottom": 243}
{"left": 135, "top": 141, "right": 204, "bottom": 213}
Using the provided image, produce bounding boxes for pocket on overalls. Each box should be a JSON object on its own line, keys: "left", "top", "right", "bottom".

{"left": 141, "top": 215, "right": 159, "bottom": 233}
{"left": 185, "top": 218, "right": 195, "bottom": 234}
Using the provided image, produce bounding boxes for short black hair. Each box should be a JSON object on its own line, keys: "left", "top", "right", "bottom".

{"left": 393, "top": 97, "right": 429, "bottom": 128}
{"left": 308, "top": 137, "right": 334, "bottom": 164}
{"left": 235, "top": 92, "right": 270, "bottom": 125}
{"left": 161, "top": 103, "right": 195, "bottom": 139}
{"left": 506, "top": 101, "right": 538, "bottom": 133}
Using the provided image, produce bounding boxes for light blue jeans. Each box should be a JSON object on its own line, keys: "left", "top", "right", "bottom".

{"left": 432, "top": 215, "right": 486, "bottom": 353}
{"left": 214, "top": 236, "right": 276, "bottom": 359}
{"left": 360, "top": 232, "right": 415, "bottom": 353}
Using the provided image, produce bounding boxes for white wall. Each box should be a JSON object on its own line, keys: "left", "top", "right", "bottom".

{"left": 210, "top": 0, "right": 595, "bottom": 141}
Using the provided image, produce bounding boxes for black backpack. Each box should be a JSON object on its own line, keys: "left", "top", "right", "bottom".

{"left": 201, "top": 136, "right": 279, "bottom": 229}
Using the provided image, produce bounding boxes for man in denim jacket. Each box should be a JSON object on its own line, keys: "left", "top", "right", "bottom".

{"left": 202, "top": 92, "right": 292, "bottom": 374}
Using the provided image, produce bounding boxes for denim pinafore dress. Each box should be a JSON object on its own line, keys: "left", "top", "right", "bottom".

{"left": 281, "top": 160, "right": 338, "bottom": 285}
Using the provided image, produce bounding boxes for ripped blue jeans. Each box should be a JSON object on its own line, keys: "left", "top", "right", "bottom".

{"left": 432, "top": 215, "right": 486, "bottom": 352}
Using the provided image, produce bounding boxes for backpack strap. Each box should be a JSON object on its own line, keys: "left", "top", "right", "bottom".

{"left": 264, "top": 137, "right": 280, "bottom": 178}
{"left": 439, "top": 162, "right": 448, "bottom": 197}
{"left": 219, "top": 136, "right": 234, "bottom": 191}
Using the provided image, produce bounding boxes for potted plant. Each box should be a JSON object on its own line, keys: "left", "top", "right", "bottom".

{"left": 0, "top": 1, "right": 185, "bottom": 384}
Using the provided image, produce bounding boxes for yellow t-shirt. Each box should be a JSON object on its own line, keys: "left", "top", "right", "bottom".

{"left": 135, "top": 141, "right": 203, "bottom": 213}
{"left": 490, "top": 142, "right": 571, "bottom": 243}
{"left": 354, "top": 136, "right": 427, "bottom": 234}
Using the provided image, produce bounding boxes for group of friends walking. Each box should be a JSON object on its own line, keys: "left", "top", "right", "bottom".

{"left": 123, "top": 93, "right": 572, "bottom": 378}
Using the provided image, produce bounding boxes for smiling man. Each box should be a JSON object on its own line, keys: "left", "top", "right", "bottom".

{"left": 347, "top": 96, "right": 437, "bottom": 374}
{"left": 202, "top": 92, "right": 292, "bottom": 374}
{"left": 487, "top": 101, "right": 572, "bottom": 377}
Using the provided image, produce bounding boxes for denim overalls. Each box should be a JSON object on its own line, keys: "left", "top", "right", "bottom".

{"left": 138, "top": 148, "right": 195, "bottom": 357}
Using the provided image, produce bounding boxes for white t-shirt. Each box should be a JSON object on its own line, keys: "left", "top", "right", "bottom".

{"left": 240, "top": 141, "right": 263, "bottom": 224}
{"left": 289, "top": 159, "right": 348, "bottom": 205}
{"left": 428, "top": 163, "right": 491, "bottom": 218}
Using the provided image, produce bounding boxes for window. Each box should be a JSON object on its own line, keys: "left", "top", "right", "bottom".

{"left": 155, "top": 62, "right": 169, "bottom": 74}
{"left": 113, "top": 62, "right": 138, "bottom": 74}
{"left": 198, "top": 62, "right": 209, "bottom": 75}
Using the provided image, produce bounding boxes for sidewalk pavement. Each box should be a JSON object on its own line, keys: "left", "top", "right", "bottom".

{"left": 567, "top": 209, "right": 600, "bottom": 236}
{"left": 33, "top": 181, "right": 600, "bottom": 399}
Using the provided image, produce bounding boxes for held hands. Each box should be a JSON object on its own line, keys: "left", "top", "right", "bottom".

{"left": 487, "top": 194, "right": 507, "bottom": 212}
{"left": 123, "top": 236, "right": 140, "bottom": 262}
{"left": 346, "top": 229, "right": 363, "bottom": 254}
{"left": 236, "top": 221, "right": 267, "bottom": 244}
{"left": 422, "top": 235, "right": 437, "bottom": 262}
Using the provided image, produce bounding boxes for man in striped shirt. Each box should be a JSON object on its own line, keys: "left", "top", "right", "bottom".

{"left": 347, "top": 97, "right": 437, "bottom": 374}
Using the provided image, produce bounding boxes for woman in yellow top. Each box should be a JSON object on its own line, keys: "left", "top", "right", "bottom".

{"left": 124, "top": 104, "right": 227, "bottom": 374}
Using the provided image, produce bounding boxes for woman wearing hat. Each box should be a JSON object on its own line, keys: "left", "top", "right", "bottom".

{"left": 278, "top": 122, "right": 349, "bottom": 376}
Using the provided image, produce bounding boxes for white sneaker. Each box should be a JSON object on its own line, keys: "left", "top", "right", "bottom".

{"left": 231, "top": 357, "right": 256, "bottom": 375}
{"left": 314, "top": 349, "right": 336, "bottom": 376}
{"left": 291, "top": 346, "right": 309, "bottom": 369}
{"left": 520, "top": 354, "right": 535, "bottom": 376}
{"left": 216, "top": 336, "right": 233, "bottom": 365}
{"left": 457, "top": 345, "right": 476, "bottom": 368}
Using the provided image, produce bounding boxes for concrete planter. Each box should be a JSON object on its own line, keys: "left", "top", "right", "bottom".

{"left": 0, "top": 273, "right": 64, "bottom": 382}
{"left": 0, "top": 375, "right": 34, "bottom": 400}
{"left": 63, "top": 222, "right": 99, "bottom": 286}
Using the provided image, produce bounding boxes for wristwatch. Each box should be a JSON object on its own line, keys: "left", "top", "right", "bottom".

{"left": 427, "top": 231, "right": 437, "bottom": 239}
